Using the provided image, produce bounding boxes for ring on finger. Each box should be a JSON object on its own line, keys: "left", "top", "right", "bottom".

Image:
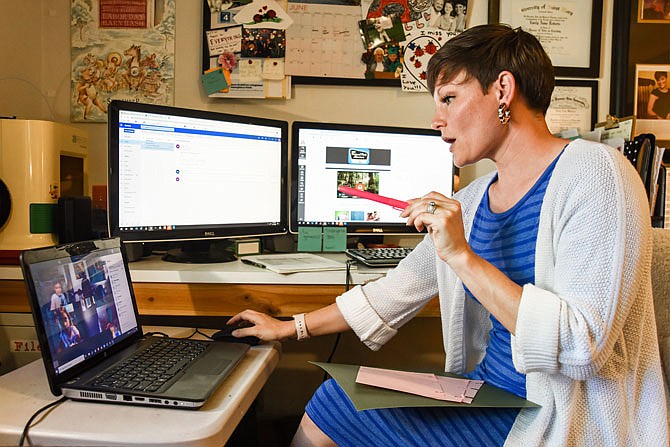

{"left": 426, "top": 201, "right": 437, "bottom": 214}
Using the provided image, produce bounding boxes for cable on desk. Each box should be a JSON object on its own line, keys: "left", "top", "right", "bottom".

{"left": 193, "top": 328, "right": 214, "bottom": 340}
{"left": 144, "top": 331, "right": 170, "bottom": 338}
{"left": 322, "top": 259, "right": 357, "bottom": 382}
{"left": 19, "top": 396, "right": 68, "bottom": 446}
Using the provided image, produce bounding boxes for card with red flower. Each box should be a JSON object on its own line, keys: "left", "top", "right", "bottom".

{"left": 233, "top": 0, "right": 293, "bottom": 29}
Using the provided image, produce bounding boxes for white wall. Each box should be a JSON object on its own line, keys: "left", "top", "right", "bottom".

{"left": 0, "top": 0, "right": 613, "bottom": 189}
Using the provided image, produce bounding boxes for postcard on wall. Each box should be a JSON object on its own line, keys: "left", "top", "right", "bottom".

{"left": 206, "top": 25, "right": 243, "bottom": 56}
{"left": 70, "top": 0, "right": 176, "bottom": 122}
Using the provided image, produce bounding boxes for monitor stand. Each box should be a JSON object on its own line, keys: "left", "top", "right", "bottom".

{"left": 162, "top": 240, "right": 237, "bottom": 264}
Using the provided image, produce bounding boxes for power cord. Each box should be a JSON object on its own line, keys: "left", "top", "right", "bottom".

{"left": 322, "top": 259, "right": 357, "bottom": 382}
{"left": 193, "top": 328, "right": 214, "bottom": 340}
{"left": 19, "top": 396, "right": 68, "bottom": 446}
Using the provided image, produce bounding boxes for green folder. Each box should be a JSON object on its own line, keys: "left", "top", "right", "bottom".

{"left": 311, "top": 362, "right": 539, "bottom": 411}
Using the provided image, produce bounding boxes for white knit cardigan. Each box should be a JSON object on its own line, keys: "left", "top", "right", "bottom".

{"left": 336, "top": 139, "right": 669, "bottom": 446}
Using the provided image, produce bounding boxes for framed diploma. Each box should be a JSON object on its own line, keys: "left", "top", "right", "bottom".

{"left": 489, "top": 0, "right": 603, "bottom": 78}
{"left": 545, "top": 79, "right": 598, "bottom": 135}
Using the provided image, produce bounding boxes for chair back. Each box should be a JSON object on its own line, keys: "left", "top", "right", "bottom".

{"left": 652, "top": 228, "right": 670, "bottom": 423}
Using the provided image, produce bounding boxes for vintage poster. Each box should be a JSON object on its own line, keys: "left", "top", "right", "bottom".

{"left": 70, "top": 0, "right": 175, "bottom": 122}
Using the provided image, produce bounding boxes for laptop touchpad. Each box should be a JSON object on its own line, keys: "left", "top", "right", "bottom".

{"left": 189, "top": 358, "right": 232, "bottom": 375}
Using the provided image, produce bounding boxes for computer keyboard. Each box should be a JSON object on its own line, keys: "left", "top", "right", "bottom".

{"left": 345, "top": 247, "right": 413, "bottom": 267}
{"left": 92, "top": 338, "right": 210, "bottom": 393}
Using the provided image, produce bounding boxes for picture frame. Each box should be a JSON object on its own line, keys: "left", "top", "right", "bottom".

{"left": 611, "top": 0, "right": 670, "bottom": 144}
{"left": 545, "top": 79, "right": 598, "bottom": 136}
{"left": 488, "top": 0, "right": 603, "bottom": 78}
{"left": 638, "top": 0, "right": 670, "bottom": 23}
{"left": 633, "top": 64, "right": 670, "bottom": 139}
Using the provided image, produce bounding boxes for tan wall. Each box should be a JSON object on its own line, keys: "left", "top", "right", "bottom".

{"left": 0, "top": 1, "right": 614, "bottom": 190}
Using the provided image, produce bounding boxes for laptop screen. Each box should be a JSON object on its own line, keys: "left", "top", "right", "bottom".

{"left": 24, "top": 243, "right": 140, "bottom": 376}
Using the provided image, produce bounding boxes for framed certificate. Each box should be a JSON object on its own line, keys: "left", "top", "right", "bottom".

{"left": 489, "top": 0, "right": 603, "bottom": 78}
{"left": 545, "top": 79, "right": 598, "bottom": 135}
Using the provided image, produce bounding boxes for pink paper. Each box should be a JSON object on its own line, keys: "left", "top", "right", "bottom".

{"left": 436, "top": 376, "right": 484, "bottom": 404}
{"left": 356, "top": 366, "right": 484, "bottom": 403}
{"left": 356, "top": 366, "right": 445, "bottom": 400}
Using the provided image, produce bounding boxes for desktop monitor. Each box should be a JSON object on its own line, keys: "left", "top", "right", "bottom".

{"left": 291, "top": 121, "right": 454, "bottom": 235}
{"left": 108, "top": 101, "right": 288, "bottom": 263}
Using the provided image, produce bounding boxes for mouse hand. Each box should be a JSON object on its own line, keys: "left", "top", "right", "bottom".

{"left": 227, "top": 309, "right": 295, "bottom": 341}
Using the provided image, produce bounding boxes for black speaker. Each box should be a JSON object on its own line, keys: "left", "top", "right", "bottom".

{"left": 57, "top": 196, "right": 93, "bottom": 244}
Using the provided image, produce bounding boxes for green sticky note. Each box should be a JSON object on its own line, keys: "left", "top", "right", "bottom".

{"left": 297, "top": 226, "right": 322, "bottom": 252}
{"left": 323, "top": 226, "right": 347, "bottom": 252}
{"left": 201, "top": 68, "right": 229, "bottom": 95}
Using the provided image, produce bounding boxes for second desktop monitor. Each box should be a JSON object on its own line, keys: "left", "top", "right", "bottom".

{"left": 291, "top": 121, "right": 455, "bottom": 235}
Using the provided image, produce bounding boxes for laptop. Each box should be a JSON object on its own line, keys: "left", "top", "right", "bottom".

{"left": 20, "top": 237, "right": 249, "bottom": 409}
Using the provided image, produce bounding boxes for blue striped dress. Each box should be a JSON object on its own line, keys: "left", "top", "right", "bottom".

{"left": 306, "top": 153, "right": 562, "bottom": 446}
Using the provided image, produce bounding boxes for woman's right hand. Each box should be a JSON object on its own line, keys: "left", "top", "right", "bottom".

{"left": 226, "top": 309, "right": 295, "bottom": 341}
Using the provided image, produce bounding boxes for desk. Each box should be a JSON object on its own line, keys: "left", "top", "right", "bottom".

{"left": 0, "top": 254, "right": 440, "bottom": 317}
{"left": 0, "top": 327, "right": 280, "bottom": 447}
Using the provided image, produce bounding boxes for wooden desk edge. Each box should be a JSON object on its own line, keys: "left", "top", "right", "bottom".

{"left": 0, "top": 279, "right": 440, "bottom": 317}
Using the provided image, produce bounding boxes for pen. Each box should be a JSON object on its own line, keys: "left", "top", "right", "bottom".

{"left": 337, "top": 185, "right": 408, "bottom": 210}
{"left": 241, "top": 258, "right": 266, "bottom": 269}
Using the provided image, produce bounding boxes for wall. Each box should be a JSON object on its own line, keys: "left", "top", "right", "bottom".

{"left": 0, "top": 1, "right": 614, "bottom": 189}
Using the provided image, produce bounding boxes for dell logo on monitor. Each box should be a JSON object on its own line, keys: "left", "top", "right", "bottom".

{"left": 204, "top": 231, "right": 215, "bottom": 236}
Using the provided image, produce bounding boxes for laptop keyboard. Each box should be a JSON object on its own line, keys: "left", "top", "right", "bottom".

{"left": 345, "top": 247, "right": 413, "bottom": 267}
{"left": 92, "top": 338, "right": 210, "bottom": 393}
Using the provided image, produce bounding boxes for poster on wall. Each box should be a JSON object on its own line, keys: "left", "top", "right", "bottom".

{"left": 70, "top": 0, "right": 175, "bottom": 122}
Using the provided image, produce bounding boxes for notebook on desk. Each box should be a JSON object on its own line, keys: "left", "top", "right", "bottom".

{"left": 20, "top": 237, "right": 249, "bottom": 409}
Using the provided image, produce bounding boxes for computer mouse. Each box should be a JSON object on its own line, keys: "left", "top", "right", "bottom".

{"left": 210, "top": 324, "right": 261, "bottom": 346}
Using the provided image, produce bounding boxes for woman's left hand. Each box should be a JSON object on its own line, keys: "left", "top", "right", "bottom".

{"left": 401, "top": 192, "right": 470, "bottom": 265}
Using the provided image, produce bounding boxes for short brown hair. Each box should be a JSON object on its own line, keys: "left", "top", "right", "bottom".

{"left": 427, "top": 24, "right": 555, "bottom": 113}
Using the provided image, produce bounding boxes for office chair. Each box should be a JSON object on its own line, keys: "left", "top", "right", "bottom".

{"left": 651, "top": 228, "right": 670, "bottom": 425}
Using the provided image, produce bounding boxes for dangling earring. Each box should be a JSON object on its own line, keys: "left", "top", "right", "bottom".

{"left": 498, "top": 103, "right": 511, "bottom": 125}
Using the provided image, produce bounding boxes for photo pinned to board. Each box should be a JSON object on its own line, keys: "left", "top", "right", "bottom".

{"left": 358, "top": 14, "right": 406, "bottom": 51}
{"left": 362, "top": 44, "right": 404, "bottom": 80}
{"left": 241, "top": 28, "right": 286, "bottom": 58}
{"left": 366, "top": 0, "right": 415, "bottom": 23}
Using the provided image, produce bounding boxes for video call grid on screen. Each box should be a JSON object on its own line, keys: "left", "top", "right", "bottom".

{"left": 291, "top": 122, "right": 454, "bottom": 234}
{"left": 115, "top": 109, "right": 285, "bottom": 230}
{"left": 29, "top": 248, "right": 138, "bottom": 376}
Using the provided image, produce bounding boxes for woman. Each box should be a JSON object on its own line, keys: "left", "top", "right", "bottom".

{"left": 647, "top": 71, "right": 670, "bottom": 119}
{"left": 57, "top": 310, "right": 81, "bottom": 351}
{"left": 229, "top": 24, "right": 668, "bottom": 446}
{"left": 428, "top": 0, "right": 444, "bottom": 28}
{"left": 436, "top": 1, "right": 456, "bottom": 32}
{"left": 453, "top": 1, "right": 466, "bottom": 32}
